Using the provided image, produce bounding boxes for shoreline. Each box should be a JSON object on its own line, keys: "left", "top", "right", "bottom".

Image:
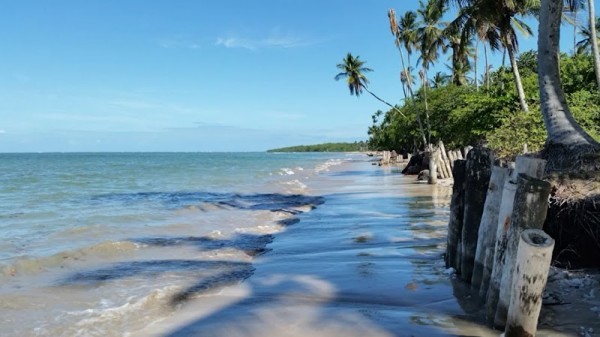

{"left": 137, "top": 155, "right": 599, "bottom": 337}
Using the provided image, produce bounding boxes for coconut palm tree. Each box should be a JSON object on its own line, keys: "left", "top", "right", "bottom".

{"left": 445, "top": 25, "right": 471, "bottom": 86}
{"left": 389, "top": 9, "right": 428, "bottom": 147}
{"left": 444, "top": 0, "right": 539, "bottom": 112}
{"left": 400, "top": 11, "right": 419, "bottom": 69}
{"left": 335, "top": 53, "right": 406, "bottom": 118}
{"left": 447, "top": 1, "right": 502, "bottom": 92}
{"left": 417, "top": 0, "right": 448, "bottom": 143}
{"left": 586, "top": 0, "right": 600, "bottom": 90}
{"left": 431, "top": 71, "right": 451, "bottom": 88}
{"left": 576, "top": 17, "right": 600, "bottom": 53}
{"left": 538, "top": 0, "right": 599, "bottom": 170}
{"left": 563, "top": 0, "right": 586, "bottom": 55}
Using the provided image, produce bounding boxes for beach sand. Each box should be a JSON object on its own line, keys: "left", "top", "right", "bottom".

{"left": 134, "top": 157, "right": 599, "bottom": 337}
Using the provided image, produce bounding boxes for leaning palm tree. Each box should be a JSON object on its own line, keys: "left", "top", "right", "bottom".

{"left": 334, "top": 53, "right": 406, "bottom": 117}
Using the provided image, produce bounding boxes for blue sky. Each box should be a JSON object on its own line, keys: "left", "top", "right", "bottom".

{"left": 0, "top": 0, "right": 597, "bottom": 152}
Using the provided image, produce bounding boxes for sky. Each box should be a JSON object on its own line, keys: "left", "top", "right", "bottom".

{"left": 0, "top": 0, "right": 598, "bottom": 152}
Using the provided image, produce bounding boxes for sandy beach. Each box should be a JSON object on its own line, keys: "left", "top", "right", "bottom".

{"left": 124, "top": 157, "right": 598, "bottom": 337}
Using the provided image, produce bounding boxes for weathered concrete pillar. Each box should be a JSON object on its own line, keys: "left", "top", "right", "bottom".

{"left": 439, "top": 150, "right": 451, "bottom": 179}
{"left": 494, "top": 174, "right": 552, "bottom": 328}
{"left": 447, "top": 150, "right": 456, "bottom": 168}
{"left": 438, "top": 140, "right": 453, "bottom": 179}
{"left": 485, "top": 156, "right": 547, "bottom": 326}
{"left": 460, "top": 147, "right": 493, "bottom": 283}
{"left": 428, "top": 148, "right": 438, "bottom": 185}
{"left": 504, "top": 229, "right": 554, "bottom": 337}
{"left": 471, "top": 166, "right": 510, "bottom": 294}
{"left": 446, "top": 159, "right": 466, "bottom": 271}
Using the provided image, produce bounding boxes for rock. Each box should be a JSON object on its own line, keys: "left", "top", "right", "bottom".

{"left": 418, "top": 170, "right": 430, "bottom": 181}
{"left": 406, "top": 165, "right": 421, "bottom": 175}
{"left": 443, "top": 267, "right": 455, "bottom": 276}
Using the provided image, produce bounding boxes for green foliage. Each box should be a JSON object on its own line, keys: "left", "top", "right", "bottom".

{"left": 368, "top": 51, "right": 600, "bottom": 159}
{"left": 267, "top": 142, "right": 368, "bottom": 153}
{"left": 487, "top": 108, "right": 547, "bottom": 160}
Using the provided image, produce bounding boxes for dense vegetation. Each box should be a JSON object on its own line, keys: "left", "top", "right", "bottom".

{"left": 335, "top": 0, "right": 600, "bottom": 160}
{"left": 267, "top": 142, "right": 367, "bottom": 153}
{"left": 367, "top": 51, "right": 600, "bottom": 158}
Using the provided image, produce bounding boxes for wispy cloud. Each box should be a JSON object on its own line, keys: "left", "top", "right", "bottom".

{"left": 0, "top": 129, "right": 6, "bottom": 134}
{"left": 158, "top": 37, "right": 201, "bottom": 49}
{"left": 216, "top": 31, "right": 318, "bottom": 50}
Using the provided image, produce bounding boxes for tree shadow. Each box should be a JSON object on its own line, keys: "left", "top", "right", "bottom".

{"left": 90, "top": 191, "right": 325, "bottom": 213}
{"left": 57, "top": 191, "right": 322, "bottom": 311}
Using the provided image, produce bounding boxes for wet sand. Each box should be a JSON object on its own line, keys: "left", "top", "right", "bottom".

{"left": 135, "top": 158, "right": 598, "bottom": 337}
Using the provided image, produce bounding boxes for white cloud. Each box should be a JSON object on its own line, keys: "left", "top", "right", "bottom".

{"left": 215, "top": 37, "right": 258, "bottom": 50}
{"left": 0, "top": 129, "right": 5, "bottom": 134}
{"left": 158, "top": 37, "right": 201, "bottom": 49}
{"left": 215, "top": 31, "right": 318, "bottom": 50}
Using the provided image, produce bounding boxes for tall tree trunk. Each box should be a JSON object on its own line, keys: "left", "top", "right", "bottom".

{"left": 507, "top": 44, "right": 529, "bottom": 113}
{"left": 484, "top": 44, "right": 490, "bottom": 91}
{"left": 475, "top": 39, "right": 479, "bottom": 91}
{"left": 538, "top": 0, "right": 599, "bottom": 159}
{"left": 363, "top": 88, "right": 407, "bottom": 119}
{"left": 589, "top": 0, "right": 600, "bottom": 90}
{"left": 452, "top": 44, "right": 460, "bottom": 85}
{"left": 573, "top": 6, "right": 578, "bottom": 56}
{"left": 421, "top": 67, "right": 432, "bottom": 144}
{"left": 397, "top": 45, "right": 428, "bottom": 148}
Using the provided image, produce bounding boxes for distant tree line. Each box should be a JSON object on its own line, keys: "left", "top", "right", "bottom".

{"left": 267, "top": 141, "right": 368, "bottom": 153}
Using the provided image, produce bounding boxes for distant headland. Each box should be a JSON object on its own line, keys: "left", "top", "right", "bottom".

{"left": 267, "top": 142, "right": 367, "bottom": 153}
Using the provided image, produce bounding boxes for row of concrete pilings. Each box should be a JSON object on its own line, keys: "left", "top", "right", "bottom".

{"left": 445, "top": 147, "right": 554, "bottom": 337}
{"left": 377, "top": 145, "right": 555, "bottom": 335}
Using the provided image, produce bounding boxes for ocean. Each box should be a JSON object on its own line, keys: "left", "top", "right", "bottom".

{"left": 0, "top": 152, "right": 351, "bottom": 336}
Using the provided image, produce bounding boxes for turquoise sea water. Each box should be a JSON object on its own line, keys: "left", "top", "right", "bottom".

{"left": 0, "top": 152, "right": 349, "bottom": 336}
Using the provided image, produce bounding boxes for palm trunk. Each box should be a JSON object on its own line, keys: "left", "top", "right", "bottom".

{"left": 397, "top": 45, "right": 428, "bottom": 148}
{"left": 507, "top": 44, "right": 529, "bottom": 113}
{"left": 484, "top": 44, "right": 490, "bottom": 91}
{"left": 421, "top": 67, "right": 432, "bottom": 144}
{"left": 363, "top": 88, "right": 407, "bottom": 118}
{"left": 474, "top": 39, "right": 479, "bottom": 91}
{"left": 589, "top": 0, "right": 600, "bottom": 90}
{"left": 573, "top": 6, "right": 578, "bottom": 56}
{"left": 452, "top": 45, "right": 460, "bottom": 85}
{"left": 538, "top": 0, "right": 599, "bottom": 147}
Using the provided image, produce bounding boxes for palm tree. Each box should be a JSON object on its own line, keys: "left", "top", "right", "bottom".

{"left": 389, "top": 9, "right": 428, "bottom": 147}
{"left": 586, "top": 0, "right": 600, "bottom": 90}
{"left": 576, "top": 17, "right": 600, "bottom": 53}
{"left": 447, "top": 1, "right": 502, "bottom": 92}
{"left": 445, "top": 0, "right": 539, "bottom": 112}
{"left": 538, "top": 0, "right": 599, "bottom": 170}
{"left": 417, "top": 0, "right": 448, "bottom": 143}
{"left": 400, "top": 11, "right": 419, "bottom": 69}
{"left": 431, "top": 71, "right": 451, "bottom": 88}
{"left": 445, "top": 25, "right": 471, "bottom": 86}
{"left": 334, "top": 53, "right": 406, "bottom": 118}
{"left": 563, "top": 0, "right": 586, "bottom": 55}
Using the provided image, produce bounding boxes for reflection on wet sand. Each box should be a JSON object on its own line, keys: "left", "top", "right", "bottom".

{"left": 133, "top": 159, "right": 574, "bottom": 337}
